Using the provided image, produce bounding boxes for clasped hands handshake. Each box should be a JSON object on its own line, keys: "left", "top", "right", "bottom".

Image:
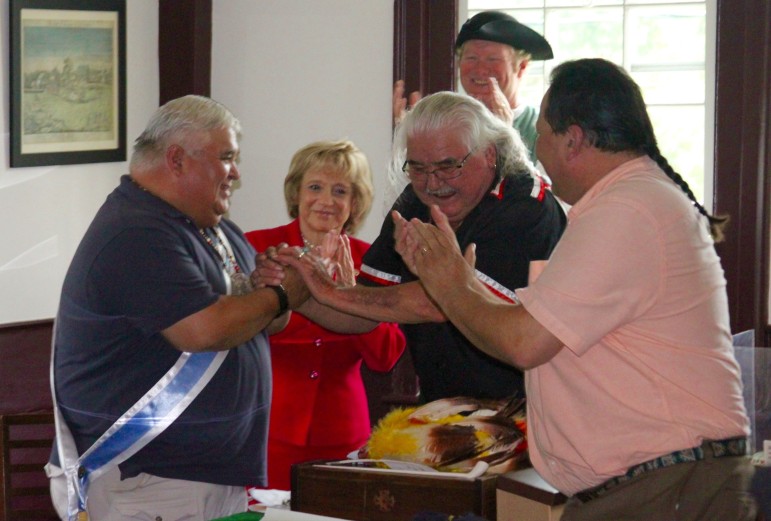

{"left": 253, "top": 206, "right": 477, "bottom": 308}
{"left": 250, "top": 232, "right": 357, "bottom": 303}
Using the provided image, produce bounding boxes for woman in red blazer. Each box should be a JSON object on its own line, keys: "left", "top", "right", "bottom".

{"left": 245, "top": 140, "right": 406, "bottom": 491}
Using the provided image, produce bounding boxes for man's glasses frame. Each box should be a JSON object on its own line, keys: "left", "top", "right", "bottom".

{"left": 401, "top": 148, "right": 477, "bottom": 181}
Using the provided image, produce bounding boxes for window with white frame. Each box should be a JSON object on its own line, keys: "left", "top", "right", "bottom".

{"left": 465, "top": 0, "right": 714, "bottom": 206}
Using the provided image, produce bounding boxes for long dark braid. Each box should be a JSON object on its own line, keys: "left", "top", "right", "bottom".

{"left": 546, "top": 59, "right": 728, "bottom": 242}
{"left": 643, "top": 143, "right": 728, "bottom": 242}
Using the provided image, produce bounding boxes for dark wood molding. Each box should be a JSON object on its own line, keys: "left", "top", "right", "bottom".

{"left": 158, "top": 0, "right": 212, "bottom": 104}
{"left": 393, "top": 0, "right": 458, "bottom": 102}
{"left": 387, "top": 0, "right": 459, "bottom": 408}
{"left": 0, "top": 320, "right": 54, "bottom": 415}
{"left": 714, "top": 0, "right": 771, "bottom": 345}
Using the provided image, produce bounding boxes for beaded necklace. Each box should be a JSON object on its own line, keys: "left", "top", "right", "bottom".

{"left": 198, "top": 226, "right": 253, "bottom": 295}
{"left": 199, "top": 226, "right": 242, "bottom": 274}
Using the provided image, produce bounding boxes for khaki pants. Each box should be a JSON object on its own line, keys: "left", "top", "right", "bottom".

{"left": 47, "top": 463, "right": 246, "bottom": 521}
{"left": 562, "top": 455, "right": 757, "bottom": 521}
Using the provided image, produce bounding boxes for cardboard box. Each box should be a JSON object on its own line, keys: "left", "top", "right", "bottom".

{"left": 496, "top": 468, "right": 567, "bottom": 521}
{"left": 291, "top": 461, "right": 498, "bottom": 521}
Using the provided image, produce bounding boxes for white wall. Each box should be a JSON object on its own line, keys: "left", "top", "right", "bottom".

{"left": 0, "top": 1, "right": 159, "bottom": 324}
{"left": 0, "top": 1, "right": 393, "bottom": 326}
{"left": 212, "top": 0, "right": 394, "bottom": 243}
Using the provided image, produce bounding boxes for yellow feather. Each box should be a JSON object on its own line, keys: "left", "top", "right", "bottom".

{"left": 361, "top": 396, "right": 528, "bottom": 474}
{"left": 367, "top": 407, "right": 418, "bottom": 459}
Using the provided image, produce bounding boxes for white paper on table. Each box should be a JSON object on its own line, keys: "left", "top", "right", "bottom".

{"left": 263, "top": 507, "right": 354, "bottom": 521}
{"left": 247, "top": 488, "right": 290, "bottom": 507}
{"left": 316, "top": 459, "right": 489, "bottom": 480}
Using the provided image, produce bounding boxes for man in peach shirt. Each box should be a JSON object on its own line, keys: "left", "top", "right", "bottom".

{"left": 394, "top": 59, "right": 756, "bottom": 520}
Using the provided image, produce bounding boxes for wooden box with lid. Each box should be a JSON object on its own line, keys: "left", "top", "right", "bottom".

{"left": 291, "top": 460, "right": 498, "bottom": 521}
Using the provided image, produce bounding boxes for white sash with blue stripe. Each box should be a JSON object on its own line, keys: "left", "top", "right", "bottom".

{"left": 51, "top": 267, "right": 236, "bottom": 520}
{"left": 51, "top": 340, "right": 228, "bottom": 520}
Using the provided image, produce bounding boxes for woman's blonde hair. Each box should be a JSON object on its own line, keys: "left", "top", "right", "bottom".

{"left": 284, "top": 140, "right": 374, "bottom": 234}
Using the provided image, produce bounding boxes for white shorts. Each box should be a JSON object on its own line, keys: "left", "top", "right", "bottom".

{"left": 47, "top": 463, "right": 246, "bottom": 521}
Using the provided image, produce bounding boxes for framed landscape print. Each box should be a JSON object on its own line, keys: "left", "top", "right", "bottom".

{"left": 9, "top": 0, "right": 126, "bottom": 167}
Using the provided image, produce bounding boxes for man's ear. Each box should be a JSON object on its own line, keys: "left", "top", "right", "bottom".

{"left": 564, "top": 125, "right": 585, "bottom": 159}
{"left": 484, "top": 143, "right": 497, "bottom": 169}
{"left": 166, "top": 144, "right": 185, "bottom": 174}
{"left": 516, "top": 58, "right": 529, "bottom": 77}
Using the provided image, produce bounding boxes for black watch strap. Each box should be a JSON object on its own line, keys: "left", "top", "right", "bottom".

{"left": 267, "top": 284, "right": 289, "bottom": 318}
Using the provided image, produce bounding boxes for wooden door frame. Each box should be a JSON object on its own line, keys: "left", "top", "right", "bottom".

{"left": 393, "top": 0, "right": 458, "bottom": 104}
{"left": 158, "top": 0, "right": 212, "bottom": 104}
{"left": 713, "top": 0, "right": 771, "bottom": 346}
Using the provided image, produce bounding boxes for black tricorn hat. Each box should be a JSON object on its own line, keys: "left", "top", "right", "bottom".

{"left": 456, "top": 11, "right": 554, "bottom": 61}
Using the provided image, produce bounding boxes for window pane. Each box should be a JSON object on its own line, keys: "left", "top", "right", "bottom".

{"left": 469, "top": 0, "right": 544, "bottom": 8}
{"left": 626, "top": 0, "right": 702, "bottom": 4}
{"left": 632, "top": 70, "right": 705, "bottom": 104}
{"left": 648, "top": 105, "right": 706, "bottom": 203}
{"left": 627, "top": 5, "right": 705, "bottom": 65}
{"left": 545, "top": 0, "right": 621, "bottom": 6}
{"left": 520, "top": 67, "right": 547, "bottom": 106}
{"left": 545, "top": 8, "right": 623, "bottom": 63}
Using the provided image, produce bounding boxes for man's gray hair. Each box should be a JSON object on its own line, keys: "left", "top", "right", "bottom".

{"left": 386, "top": 91, "right": 536, "bottom": 208}
{"left": 130, "top": 95, "right": 242, "bottom": 169}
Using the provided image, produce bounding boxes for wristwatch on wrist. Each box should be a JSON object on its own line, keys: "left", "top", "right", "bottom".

{"left": 267, "top": 284, "right": 289, "bottom": 318}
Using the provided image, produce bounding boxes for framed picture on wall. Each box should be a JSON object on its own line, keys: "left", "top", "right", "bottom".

{"left": 9, "top": 0, "right": 126, "bottom": 167}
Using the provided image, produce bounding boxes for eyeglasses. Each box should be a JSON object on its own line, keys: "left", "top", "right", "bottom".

{"left": 401, "top": 148, "right": 477, "bottom": 181}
